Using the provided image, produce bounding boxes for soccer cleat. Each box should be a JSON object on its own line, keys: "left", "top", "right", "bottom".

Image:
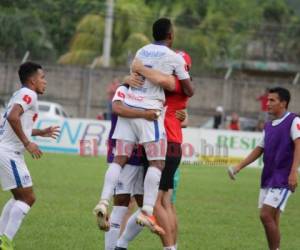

{"left": 0, "top": 235, "right": 14, "bottom": 250}
{"left": 93, "top": 200, "right": 110, "bottom": 231}
{"left": 114, "top": 247, "right": 127, "bottom": 250}
{"left": 136, "top": 211, "right": 165, "bottom": 235}
{"left": 227, "top": 166, "right": 237, "bottom": 180}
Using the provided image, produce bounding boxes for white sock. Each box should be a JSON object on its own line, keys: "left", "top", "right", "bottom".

{"left": 105, "top": 206, "right": 128, "bottom": 250}
{"left": 101, "top": 163, "right": 122, "bottom": 201}
{"left": 163, "top": 246, "right": 176, "bottom": 250}
{"left": 0, "top": 199, "right": 15, "bottom": 235}
{"left": 3, "top": 200, "right": 30, "bottom": 240}
{"left": 175, "top": 243, "right": 178, "bottom": 249}
{"left": 117, "top": 209, "right": 143, "bottom": 248}
{"left": 142, "top": 166, "right": 161, "bottom": 215}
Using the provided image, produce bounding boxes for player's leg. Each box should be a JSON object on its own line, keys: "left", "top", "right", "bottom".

{"left": 95, "top": 116, "right": 137, "bottom": 219}
{"left": 0, "top": 153, "right": 33, "bottom": 248}
{"left": 154, "top": 156, "right": 174, "bottom": 247}
{"left": 157, "top": 142, "right": 181, "bottom": 248}
{"left": 260, "top": 205, "right": 280, "bottom": 250}
{"left": 105, "top": 194, "right": 130, "bottom": 250}
{"left": 116, "top": 167, "right": 145, "bottom": 249}
{"left": 259, "top": 188, "right": 291, "bottom": 250}
{"left": 104, "top": 164, "right": 139, "bottom": 250}
{"left": 170, "top": 168, "right": 181, "bottom": 248}
{"left": 94, "top": 141, "right": 135, "bottom": 231}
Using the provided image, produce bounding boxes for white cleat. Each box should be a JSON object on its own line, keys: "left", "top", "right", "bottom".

{"left": 93, "top": 200, "right": 110, "bottom": 231}
{"left": 227, "top": 166, "right": 237, "bottom": 180}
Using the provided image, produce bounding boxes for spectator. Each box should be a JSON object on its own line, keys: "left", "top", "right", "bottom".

{"left": 256, "top": 88, "right": 269, "bottom": 121}
{"left": 228, "top": 112, "right": 240, "bottom": 131}
{"left": 213, "top": 106, "right": 225, "bottom": 129}
{"left": 106, "top": 78, "right": 120, "bottom": 120}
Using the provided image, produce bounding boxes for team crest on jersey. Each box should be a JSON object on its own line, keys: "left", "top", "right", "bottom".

{"left": 23, "top": 95, "right": 32, "bottom": 104}
{"left": 117, "top": 91, "right": 125, "bottom": 99}
{"left": 297, "top": 124, "right": 300, "bottom": 130}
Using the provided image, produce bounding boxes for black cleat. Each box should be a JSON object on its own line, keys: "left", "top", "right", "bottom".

{"left": 115, "top": 247, "right": 127, "bottom": 250}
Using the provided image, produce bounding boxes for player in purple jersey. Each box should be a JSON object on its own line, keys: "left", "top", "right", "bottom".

{"left": 228, "top": 87, "right": 300, "bottom": 250}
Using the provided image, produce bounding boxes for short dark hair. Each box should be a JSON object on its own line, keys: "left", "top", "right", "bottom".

{"left": 18, "top": 62, "right": 42, "bottom": 85}
{"left": 152, "top": 18, "right": 172, "bottom": 41}
{"left": 269, "top": 87, "right": 291, "bottom": 108}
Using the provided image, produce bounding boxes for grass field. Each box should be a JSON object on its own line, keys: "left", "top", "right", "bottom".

{"left": 0, "top": 153, "right": 300, "bottom": 250}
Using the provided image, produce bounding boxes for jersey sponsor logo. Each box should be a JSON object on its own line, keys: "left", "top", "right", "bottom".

{"left": 117, "top": 91, "right": 125, "bottom": 99}
{"left": 139, "top": 49, "right": 166, "bottom": 58}
{"left": 127, "top": 92, "right": 144, "bottom": 102}
{"left": 297, "top": 124, "right": 300, "bottom": 130}
{"left": 33, "top": 113, "right": 38, "bottom": 122}
{"left": 23, "top": 95, "right": 32, "bottom": 104}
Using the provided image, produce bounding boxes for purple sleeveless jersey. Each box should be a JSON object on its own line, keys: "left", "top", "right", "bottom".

{"left": 261, "top": 113, "right": 297, "bottom": 188}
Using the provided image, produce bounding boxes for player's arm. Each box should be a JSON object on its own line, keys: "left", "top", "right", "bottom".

{"left": 180, "top": 79, "right": 194, "bottom": 97}
{"left": 32, "top": 126, "right": 60, "bottom": 139}
{"left": 288, "top": 118, "right": 300, "bottom": 192}
{"left": 7, "top": 104, "right": 42, "bottom": 158}
{"left": 131, "top": 59, "right": 176, "bottom": 91}
{"left": 112, "top": 101, "right": 159, "bottom": 121}
{"left": 288, "top": 138, "right": 300, "bottom": 192}
{"left": 228, "top": 146, "right": 264, "bottom": 180}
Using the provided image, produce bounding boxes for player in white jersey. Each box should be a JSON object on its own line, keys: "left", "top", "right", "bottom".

{"left": 0, "top": 62, "right": 59, "bottom": 249}
{"left": 94, "top": 18, "right": 193, "bottom": 235}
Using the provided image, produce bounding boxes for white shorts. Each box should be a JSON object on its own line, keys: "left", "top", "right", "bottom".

{"left": 258, "top": 188, "right": 291, "bottom": 212}
{"left": 115, "top": 164, "right": 144, "bottom": 196}
{"left": 0, "top": 150, "right": 33, "bottom": 191}
{"left": 112, "top": 115, "right": 167, "bottom": 160}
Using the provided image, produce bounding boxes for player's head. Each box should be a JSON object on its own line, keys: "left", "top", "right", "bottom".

{"left": 267, "top": 87, "right": 291, "bottom": 115}
{"left": 152, "top": 18, "right": 174, "bottom": 47}
{"left": 18, "top": 62, "right": 46, "bottom": 95}
{"left": 176, "top": 50, "right": 192, "bottom": 71}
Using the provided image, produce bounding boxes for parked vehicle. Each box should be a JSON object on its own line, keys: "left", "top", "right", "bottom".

{"left": 38, "top": 101, "right": 69, "bottom": 119}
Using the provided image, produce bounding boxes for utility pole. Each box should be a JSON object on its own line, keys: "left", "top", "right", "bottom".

{"left": 102, "top": 0, "right": 114, "bottom": 67}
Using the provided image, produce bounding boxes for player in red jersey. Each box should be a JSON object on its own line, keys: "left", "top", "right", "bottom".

{"left": 156, "top": 51, "right": 193, "bottom": 250}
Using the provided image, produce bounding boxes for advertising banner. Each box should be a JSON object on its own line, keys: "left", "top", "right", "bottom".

{"left": 33, "top": 118, "right": 263, "bottom": 167}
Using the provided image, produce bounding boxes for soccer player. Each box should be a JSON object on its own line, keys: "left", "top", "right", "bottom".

{"left": 156, "top": 50, "right": 193, "bottom": 250}
{"left": 0, "top": 62, "right": 60, "bottom": 249}
{"left": 228, "top": 87, "right": 300, "bottom": 250}
{"left": 115, "top": 51, "right": 193, "bottom": 250}
{"left": 95, "top": 83, "right": 157, "bottom": 250}
{"left": 95, "top": 17, "right": 192, "bottom": 234}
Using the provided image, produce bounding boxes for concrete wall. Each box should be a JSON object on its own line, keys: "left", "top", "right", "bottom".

{"left": 1, "top": 62, "right": 299, "bottom": 126}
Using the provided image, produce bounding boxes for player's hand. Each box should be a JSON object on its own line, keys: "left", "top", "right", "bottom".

{"left": 125, "top": 73, "right": 144, "bottom": 88}
{"left": 26, "top": 142, "right": 43, "bottom": 159}
{"left": 131, "top": 58, "right": 144, "bottom": 73}
{"left": 144, "top": 110, "right": 160, "bottom": 121}
{"left": 175, "top": 110, "right": 186, "bottom": 121}
{"left": 227, "top": 166, "right": 239, "bottom": 180}
{"left": 288, "top": 171, "right": 298, "bottom": 192}
{"left": 41, "top": 126, "right": 60, "bottom": 139}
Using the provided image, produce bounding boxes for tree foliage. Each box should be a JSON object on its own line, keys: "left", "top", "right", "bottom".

{"left": 0, "top": 0, "right": 300, "bottom": 70}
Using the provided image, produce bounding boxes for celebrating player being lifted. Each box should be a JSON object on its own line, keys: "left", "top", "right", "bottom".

{"left": 94, "top": 17, "right": 192, "bottom": 235}
{"left": 0, "top": 62, "right": 60, "bottom": 250}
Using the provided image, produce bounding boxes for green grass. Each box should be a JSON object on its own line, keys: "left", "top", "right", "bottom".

{"left": 0, "top": 153, "right": 300, "bottom": 250}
